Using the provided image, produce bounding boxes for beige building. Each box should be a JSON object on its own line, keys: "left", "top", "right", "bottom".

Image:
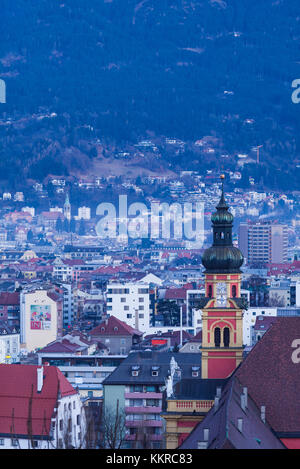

{"left": 20, "top": 289, "right": 62, "bottom": 352}
{"left": 238, "top": 221, "right": 288, "bottom": 265}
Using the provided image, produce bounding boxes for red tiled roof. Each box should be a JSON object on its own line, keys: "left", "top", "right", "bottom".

{"left": 236, "top": 317, "right": 300, "bottom": 434}
{"left": 193, "top": 330, "right": 202, "bottom": 342}
{"left": 165, "top": 288, "right": 187, "bottom": 300}
{"left": 253, "top": 316, "right": 278, "bottom": 331}
{"left": 0, "top": 364, "right": 76, "bottom": 437}
{"left": 90, "top": 315, "right": 143, "bottom": 337}
{"left": 0, "top": 292, "right": 20, "bottom": 306}
{"left": 41, "top": 211, "right": 63, "bottom": 220}
{"left": 39, "top": 340, "right": 80, "bottom": 354}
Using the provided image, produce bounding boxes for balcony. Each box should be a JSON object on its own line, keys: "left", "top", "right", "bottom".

{"left": 125, "top": 433, "right": 163, "bottom": 441}
{"left": 125, "top": 392, "right": 162, "bottom": 400}
{"left": 125, "top": 406, "right": 162, "bottom": 414}
{"left": 125, "top": 420, "right": 163, "bottom": 428}
{"left": 167, "top": 400, "right": 214, "bottom": 413}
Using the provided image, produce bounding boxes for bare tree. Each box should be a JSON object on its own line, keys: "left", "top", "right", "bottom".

{"left": 100, "top": 399, "right": 126, "bottom": 449}
{"left": 268, "top": 293, "right": 285, "bottom": 307}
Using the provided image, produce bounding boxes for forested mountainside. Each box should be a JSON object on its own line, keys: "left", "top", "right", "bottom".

{"left": 0, "top": 0, "right": 299, "bottom": 190}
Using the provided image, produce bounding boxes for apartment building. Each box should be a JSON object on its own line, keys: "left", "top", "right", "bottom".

{"left": 20, "top": 288, "right": 63, "bottom": 352}
{"left": 106, "top": 282, "right": 150, "bottom": 334}
{"left": 238, "top": 222, "right": 288, "bottom": 265}
{"left": 103, "top": 351, "right": 202, "bottom": 449}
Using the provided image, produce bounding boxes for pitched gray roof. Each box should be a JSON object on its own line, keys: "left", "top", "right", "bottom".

{"left": 103, "top": 351, "right": 202, "bottom": 385}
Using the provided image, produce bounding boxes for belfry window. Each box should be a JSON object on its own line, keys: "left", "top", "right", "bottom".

{"left": 223, "top": 327, "right": 230, "bottom": 347}
{"left": 214, "top": 327, "right": 221, "bottom": 347}
{"left": 208, "top": 285, "right": 213, "bottom": 298}
{"left": 232, "top": 285, "right": 237, "bottom": 298}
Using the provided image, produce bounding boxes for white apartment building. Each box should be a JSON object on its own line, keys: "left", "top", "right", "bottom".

{"left": 20, "top": 289, "right": 62, "bottom": 352}
{"left": 0, "top": 325, "right": 20, "bottom": 363}
{"left": 243, "top": 307, "right": 277, "bottom": 346}
{"left": 76, "top": 206, "right": 91, "bottom": 220}
{"left": 53, "top": 258, "right": 73, "bottom": 282}
{"left": 106, "top": 282, "right": 150, "bottom": 333}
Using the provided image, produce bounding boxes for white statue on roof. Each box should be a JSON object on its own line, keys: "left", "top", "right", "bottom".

{"left": 165, "top": 356, "right": 181, "bottom": 398}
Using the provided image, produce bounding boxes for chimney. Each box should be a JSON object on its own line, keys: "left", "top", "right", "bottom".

{"left": 261, "top": 405, "right": 266, "bottom": 423}
{"left": 214, "top": 396, "right": 219, "bottom": 411}
{"left": 243, "top": 387, "right": 248, "bottom": 407}
{"left": 203, "top": 428, "right": 209, "bottom": 441}
{"left": 237, "top": 418, "right": 243, "bottom": 433}
{"left": 37, "top": 366, "right": 44, "bottom": 393}
{"left": 241, "top": 393, "right": 246, "bottom": 411}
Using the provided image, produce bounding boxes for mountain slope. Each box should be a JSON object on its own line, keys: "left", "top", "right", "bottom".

{"left": 0, "top": 0, "right": 299, "bottom": 189}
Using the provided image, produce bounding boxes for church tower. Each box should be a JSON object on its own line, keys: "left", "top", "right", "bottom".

{"left": 200, "top": 175, "right": 245, "bottom": 379}
{"left": 64, "top": 192, "right": 71, "bottom": 221}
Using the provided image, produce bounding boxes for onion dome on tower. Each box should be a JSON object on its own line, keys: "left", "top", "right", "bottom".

{"left": 202, "top": 175, "right": 244, "bottom": 273}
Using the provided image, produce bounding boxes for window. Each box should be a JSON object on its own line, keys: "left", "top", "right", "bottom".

{"left": 0, "top": 439, "right": 4, "bottom": 445}
{"left": 146, "top": 385, "right": 157, "bottom": 392}
{"left": 121, "top": 298, "right": 126, "bottom": 303}
{"left": 139, "top": 297, "right": 144, "bottom": 302}
{"left": 129, "top": 399, "right": 143, "bottom": 407}
{"left": 214, "top": 327, "right": 221, "bottom": 347}
{"left": 130, "top": 385, "right": 143, "bottom": 392}
{"left": 139, "top": 314, "right": 144, "bottom": 319}
{"left": 223, "top": 327, "right": 230, "bottom": 347}
{"left": 127, "top": 314, "right": 132, "bottom": 319}
{"left": 139, "top": 306, "right": 144, "bottom": 310}
{"left": 11, "top": 439, "right": 18, "bottom": 447}
{"left": 77, "top": 415, "right": 81, "bottom": 425}
{"left": 208, "top": 285, "right": 212, "bottom": 298}
{"left": 146, "top": 399, "right": 160, "bottom": 407}
{"left": 152, "top": 370, "right": 158, "bottom": 376}
{"left": 232, "top": 285, "right": 237, "bottom": 298}
{"left": 124, "top": 306, "right": 129, "bottom": 310}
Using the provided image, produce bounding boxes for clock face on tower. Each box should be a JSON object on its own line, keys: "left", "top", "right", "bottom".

{"left": 216, "top": 282, "right": 227, "bottom": 307}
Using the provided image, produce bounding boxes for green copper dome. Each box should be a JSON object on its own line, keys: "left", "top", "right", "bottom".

{"left": 202, "top": 177, "right": 244, "bottom": 273}
{"left": 202, "top": 245, "right": 244, "bottom": 273}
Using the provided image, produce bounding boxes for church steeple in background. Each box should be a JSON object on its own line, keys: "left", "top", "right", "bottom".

{"left": 202, "top": 175, "right": 244, "bottom": 273}
{"left": 64, "top": 192, "right": 71, "bottom": 221}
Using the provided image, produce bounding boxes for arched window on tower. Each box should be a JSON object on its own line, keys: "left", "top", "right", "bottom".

{"left": 220, "top": 232, "right": 224, "bottom": 239}
{"left": 208, "top": 285, "right": 213, "bottom": 298}
{"left": 232, "top": 285, "right": 237, "bottom": 298}
{"left": 214, "top": 327, "right": 221, "bottom": 347}
{"left": 223, "top": 327, "right": 230, "bottom": 347}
